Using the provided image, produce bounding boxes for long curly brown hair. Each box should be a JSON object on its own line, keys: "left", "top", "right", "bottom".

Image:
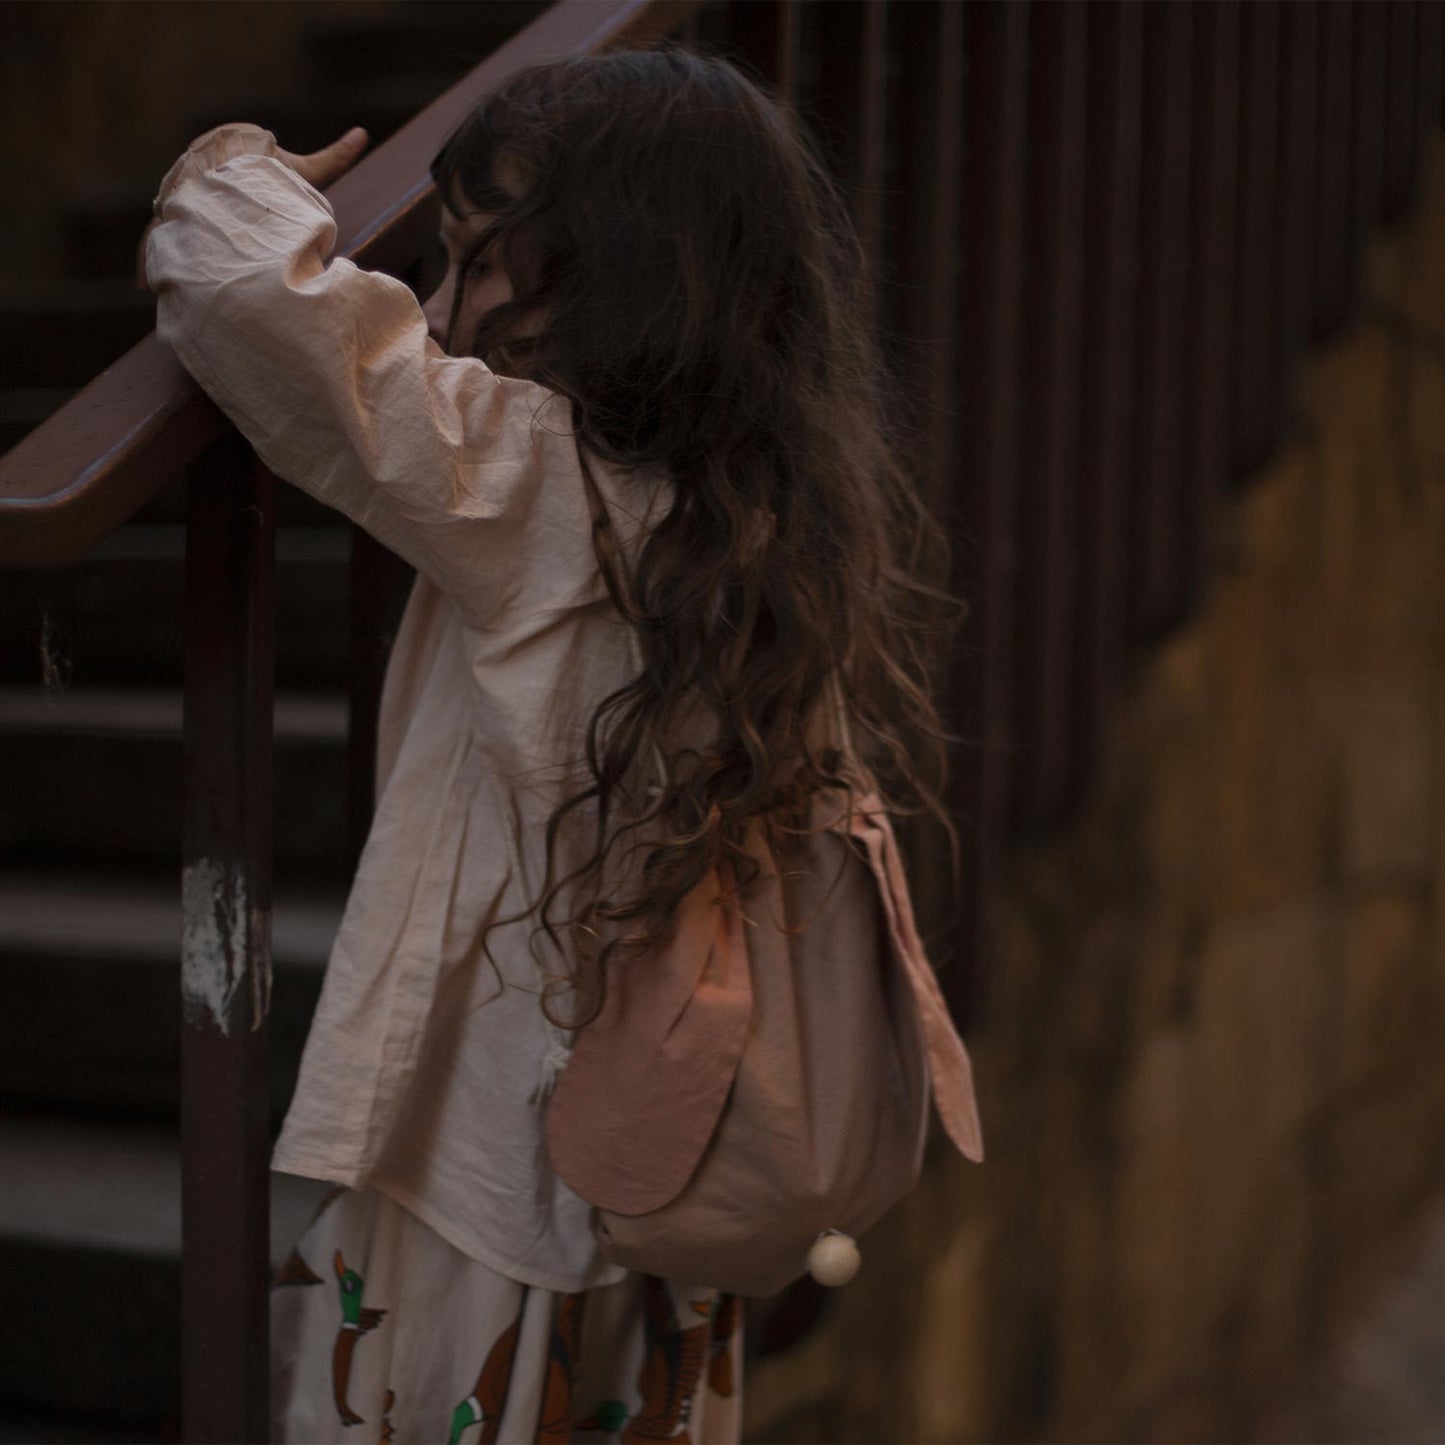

{"left": 430, "top": 46, "right": 962, "bottom": 1029}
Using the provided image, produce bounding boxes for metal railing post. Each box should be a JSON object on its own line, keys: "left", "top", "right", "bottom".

{"left": 180, "top": 431, "right": 277, "bottom": 1443}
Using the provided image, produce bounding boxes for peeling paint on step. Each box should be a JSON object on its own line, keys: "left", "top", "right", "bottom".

{"left": 182, "top": 857, "right": 271, "bottom": 1034}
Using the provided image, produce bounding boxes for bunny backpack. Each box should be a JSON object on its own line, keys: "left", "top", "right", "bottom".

{"left": 544, "top": 761, "right": 985, "bottom": 1299}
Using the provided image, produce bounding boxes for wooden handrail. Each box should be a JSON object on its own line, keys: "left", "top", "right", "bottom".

{"left": 0, "top": 0, "right": 696, "bottom": 569}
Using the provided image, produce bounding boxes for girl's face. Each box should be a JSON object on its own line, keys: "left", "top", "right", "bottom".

{"left": 421, "top": 199, "right": 513, "bottom": 355}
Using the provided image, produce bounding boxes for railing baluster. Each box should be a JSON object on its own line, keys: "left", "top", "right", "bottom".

{"left": 951, "top": 0, "right": 1030, "bottom": 1030}
{"left": 1352, "top": 2, "right": 1389, "bottom": 244}
{"left": 1074, "top": 0, "right": 1143, "bottom": 798}
{"left": 1422, "top": 2, "right": 1445, "bottom": 161}
{"left": 813, "top": 0, "right": 888, "bottom": 272}
{"left": 1310, "top": 0, "right": 1357, "bottom": 339}
{"left": 1232, "top": 0, "right": 1284, "bottom": 479}
{"left": 1126, "top": 0, "right": 1193, "bottom": 642}
{"left": 857, "top": 0, "right": 886, "bottom": 274}
{"left": 721, "top": 0, "right": 800, "bottom": 102}
{"left": 888, "top": 0, "right": 965, "bottom": 959}
{"left": 891, "top": 0, "right": 963, "bottom": 460}
{"left": 1010, "top": 0, "right": 1089, "bottom": 835}
{"left": 776, "top": 0, "right": 801, "bottom": 105}
{"left": 1179, "top": 1, "right": 1240, "bottom": 614}
{"left": 1279, "top": 3, "right": 1321, "bottom": 353}
{"left": 181, "top": 432, "right": 276, "bottom": 1444}
{"left": 1382, "top": 1, "right": 1421, "bottom": 220}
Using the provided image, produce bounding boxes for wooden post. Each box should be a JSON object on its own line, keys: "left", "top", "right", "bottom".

{"left": 180, "top": 432, "right": 276, "bottom": 1443}
{"left": 724, "top": 0, "right": 801, "bottom": 102}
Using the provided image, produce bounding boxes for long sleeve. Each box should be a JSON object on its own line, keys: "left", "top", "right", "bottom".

{"left": 145, "top": 124, "right": 579, "bottom": 628}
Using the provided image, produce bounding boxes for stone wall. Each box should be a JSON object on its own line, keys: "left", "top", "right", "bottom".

{"left": 744, "top": 142, "right": 1445, "bottom": 1445}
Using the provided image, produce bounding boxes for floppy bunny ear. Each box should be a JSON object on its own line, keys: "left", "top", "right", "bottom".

{"left": 545, "top": 863, "right": 753, "bottom": 1215}
{"left": 840, "top": 796, "right": 985, "bottom": 1165}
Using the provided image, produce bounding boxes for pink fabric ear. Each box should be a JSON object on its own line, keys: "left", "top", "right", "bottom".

{"left": 544, "top": 866, "right": 754, "bottom": 1215}
{"left": 842, "top": 797, "right": 985, "bottom": 1164}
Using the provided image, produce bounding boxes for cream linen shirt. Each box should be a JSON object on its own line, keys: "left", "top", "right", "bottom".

{"left": 147, "top": 125, "right": 673, "bottom": 1290}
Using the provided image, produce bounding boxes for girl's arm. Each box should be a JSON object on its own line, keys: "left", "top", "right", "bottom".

{"left": 145, "top": 124, "right": 577, "bottom": 628}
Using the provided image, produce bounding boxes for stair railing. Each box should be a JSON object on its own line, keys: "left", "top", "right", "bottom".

{"left": 0, "top": 4, "right": 698, "bottom": 1438}
{"left": 7, "top": 0, "right": 1437, "bottom": 1437}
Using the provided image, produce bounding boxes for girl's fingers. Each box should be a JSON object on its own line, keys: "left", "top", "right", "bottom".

{"left": 275, "top": 127, "right": 370, "bottom": 189}
{"left": 141, "top": 124, "right": 369, "bottom": 290}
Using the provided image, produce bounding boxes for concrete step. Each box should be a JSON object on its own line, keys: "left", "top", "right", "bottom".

{"left": 0, "top": 281, "right": 156, "bottom": 390}
{"left": 0, "top": 1409, "right": 159, "bottom": 1443}
{"left": 0, "top": 871, "right": 342, "bottom": 1121}
{"left": 126, "top": 468, "right": 353, "bottom": 530}
{"left": 59, "top": 186, "right": 162, "bottom": 285}
{"left": 0, "top": 524, "right": 353, "bottom": 690}
{"left": 0, "top": 686, "right": 350, "bottom": 878}
{"left": 61, "top": 72, "right": 441, "bottom": 278}
{"left": 0, "top": 1115, "right": 332, "bottom": 1430}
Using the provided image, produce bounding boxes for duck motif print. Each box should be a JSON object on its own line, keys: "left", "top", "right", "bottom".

{"left": 706, "top": 1294, "right": 739, "bottom": 1398}
{"left": 575, "top": 1398, "right": 630, "bottom": 1435}
{"left": 620, "top": 1277, "right": 714, "bottom": 1443}
{"left": 448, "top": 1292, "right": 526, "bottom": 1444}
{"left": 332, "top": 1249, "right": 388, "bottom": 1427}
{"left": 273, "top": 1247, "right": 325, "bottom": 1288}
{"left": 536, "top": 1292, "right": 587, "bottom": 1442}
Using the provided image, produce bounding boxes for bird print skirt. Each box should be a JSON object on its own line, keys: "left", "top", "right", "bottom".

{"left": 270, "top": 1185, "right": 744, "bottom": 1445}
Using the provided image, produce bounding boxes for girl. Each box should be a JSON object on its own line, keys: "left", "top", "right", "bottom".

{"left": 146, "top": 46, "right": 981, "bottom": 1445}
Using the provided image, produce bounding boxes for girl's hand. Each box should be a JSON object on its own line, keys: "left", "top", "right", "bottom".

{"left": 274, "top": 126, "right": 370, "bottom": 188}
{"left": 137, "top": 125, "right": 370, "bottom": 291}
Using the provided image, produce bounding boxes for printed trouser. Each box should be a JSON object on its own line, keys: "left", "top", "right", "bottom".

{"left": 271, "top": 1186, "right": 744, "bottom": 1444}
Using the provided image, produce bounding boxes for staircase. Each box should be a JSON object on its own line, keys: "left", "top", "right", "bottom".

{"left": 0, "top": 5, "right": 546, "bottom": 1439}
{"left": 4, "top": 1, "right": 1444, "bottom": 1440}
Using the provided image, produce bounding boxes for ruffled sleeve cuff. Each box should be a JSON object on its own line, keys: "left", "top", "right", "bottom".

{"left": 151, "top": 122, "right": 281, "bottom": 217}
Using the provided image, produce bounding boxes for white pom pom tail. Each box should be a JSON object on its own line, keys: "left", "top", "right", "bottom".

{"left": 806, "top": 1230, "right": 861, "bottom": 1287}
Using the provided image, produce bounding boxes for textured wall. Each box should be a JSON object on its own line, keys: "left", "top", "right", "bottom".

{"left": 745, "top": 141, "right": 1445, "bottom": 1445}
